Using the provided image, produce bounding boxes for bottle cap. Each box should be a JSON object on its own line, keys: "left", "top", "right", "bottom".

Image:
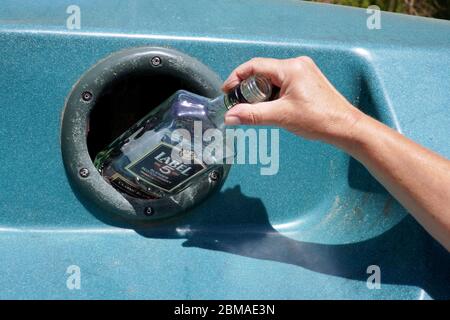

{"left": 240, "top": 74, "right": 273, "bottom": 104}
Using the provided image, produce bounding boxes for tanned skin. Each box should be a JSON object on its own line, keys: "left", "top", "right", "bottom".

{"left": 223, "top": 57, "right": 450, "bottom": 251}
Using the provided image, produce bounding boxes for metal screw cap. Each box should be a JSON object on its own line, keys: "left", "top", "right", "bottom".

{"left": 81, "top": 91, "right": 93, "bottom": 102}
{"left": 144, "top": 207, "right": 154, "bottom": 216}
{"left": 151, "top": 56, "right": 161, "bottom": 66}
{"left": 209, "top": 170, "right": 219, "bottom": 182}
{"left": 79, "top": 168, "right": 89, "bottom": 178}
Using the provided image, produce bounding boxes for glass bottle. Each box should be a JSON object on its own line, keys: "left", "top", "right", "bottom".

{"left": 94, "top": 75, "right": 273, "bottom": 200}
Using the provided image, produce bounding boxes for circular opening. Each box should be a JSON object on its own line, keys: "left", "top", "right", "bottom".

{"left": 62, "top": 47, "right": 225, "bottom": 221}
{"left": 87, "top": 73, "right": 203, "bottom": 160}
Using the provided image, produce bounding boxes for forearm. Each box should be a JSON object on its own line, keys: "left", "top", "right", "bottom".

{"left": 223, "top": 56, "right": 450, "bottom": 250}
{"left": 335, "top": 112, "right": 450, "bottom": 251}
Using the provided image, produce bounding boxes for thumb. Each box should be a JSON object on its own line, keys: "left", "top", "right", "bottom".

{"left": 224, "top": 100, "right": 281, "bottom": 126}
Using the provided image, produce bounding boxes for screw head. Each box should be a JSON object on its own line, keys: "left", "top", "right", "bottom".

{"left": 209, "top": 170, "right": 220, "bottom": 182}
{"left": 144, "top": 207, "right": 154, "bottom": 216}
{"left": 81, "top": 91, "right": 93, "bottom": 102}
{"left": 151, "top": 56, "right": 161, "bottom": 66}
{"left": 79, "top": 168, "right": 89, "bottom": 178}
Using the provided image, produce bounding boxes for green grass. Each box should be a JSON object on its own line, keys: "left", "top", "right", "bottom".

{"left": 308, "top": 0, "right": 450, "bottom": 20}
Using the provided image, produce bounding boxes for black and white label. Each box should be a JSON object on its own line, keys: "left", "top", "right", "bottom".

{"left": 126, "top": 143, "right": 207, "bottom": 192}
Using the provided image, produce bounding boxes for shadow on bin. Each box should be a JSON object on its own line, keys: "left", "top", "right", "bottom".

{"left": 135, "top": 186, "right": 450, "bottom": 300}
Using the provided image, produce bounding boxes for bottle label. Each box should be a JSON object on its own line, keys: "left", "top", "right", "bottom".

{"left": 125, "top": 142, "right": 207, "bottom": 192}
{"left": 110, "top": 173, "right": 160, "bottom": 199}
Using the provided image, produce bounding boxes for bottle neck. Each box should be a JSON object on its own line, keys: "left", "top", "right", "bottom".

{"left": 208, "top": 75, "right": 273, "bottom": 127}
{"left": 223, "top": 85, "right": 250, "bottom": 109}
{"left": 209, "top": 82, "right": 255, "bottom": 113}
{"left": 207, "top": 94, "right": 230, "bottom": 129}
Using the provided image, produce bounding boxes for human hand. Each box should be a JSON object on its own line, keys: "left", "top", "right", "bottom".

{"left": 222, "top": 57, "right": 365, "bottom": 145}
{"left": 224, "top": 57, "right": 450, "bottom": 252}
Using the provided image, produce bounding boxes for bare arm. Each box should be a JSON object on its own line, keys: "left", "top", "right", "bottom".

{"left": 342, "top": 115, "right": 450, "bottom": 250}
{"left": 223, "top": 57, "right": 450, "bottom": 251}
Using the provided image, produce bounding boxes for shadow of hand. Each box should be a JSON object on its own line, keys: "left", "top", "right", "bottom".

{"left": 135, "top": 185, "right": 449, "bottom": 299}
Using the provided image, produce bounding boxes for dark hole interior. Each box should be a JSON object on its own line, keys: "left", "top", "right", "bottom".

{"left": 87, "top": 73, "right": 200, "bottom": 160}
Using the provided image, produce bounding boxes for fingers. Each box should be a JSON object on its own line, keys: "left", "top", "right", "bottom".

{"left": 224, "top": 100, "right": 283, "bottom": 126}
{"left": 222, "top": 58, "right": 285, "bottom": 92}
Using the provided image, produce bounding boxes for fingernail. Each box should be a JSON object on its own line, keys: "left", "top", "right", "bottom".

{"left": 225, "top": 116, "right": 241, "bottom": 125}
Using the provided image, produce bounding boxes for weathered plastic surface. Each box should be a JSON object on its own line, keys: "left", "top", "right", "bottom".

{"left": 0, "top": 0, "right": 449, "bottom": 299}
